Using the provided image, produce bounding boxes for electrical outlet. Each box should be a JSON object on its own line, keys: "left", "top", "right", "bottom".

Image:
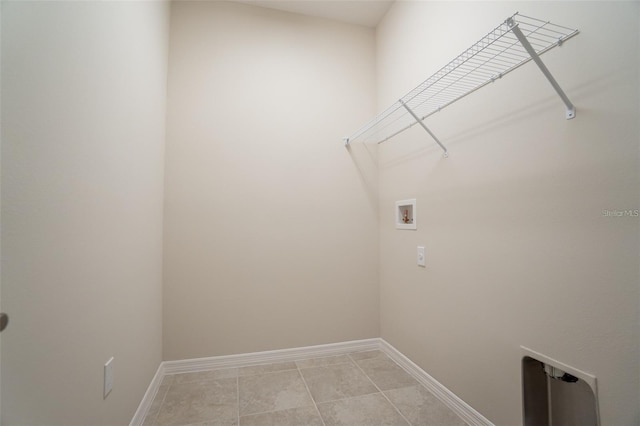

{"left": 417, "top": 246, "right": 425, "bottom": 267}
{"left": 104, "top": 357, "right": 114, "bottom": 398}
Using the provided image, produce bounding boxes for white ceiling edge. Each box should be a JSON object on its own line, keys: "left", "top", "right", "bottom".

{"left": 231, "top": 0, "right": 395, "bottom": 28}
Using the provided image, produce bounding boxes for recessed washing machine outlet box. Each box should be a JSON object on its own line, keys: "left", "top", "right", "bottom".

{"left": 396, "top": 199, "right": 416, "bottom": 230}
{"left": 521, "top": 346, "right": 599, "bottom": 426}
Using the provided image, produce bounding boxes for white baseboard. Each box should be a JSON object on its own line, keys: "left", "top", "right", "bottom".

{"left": 163, "top": 338, "right": 380, "bottom": 375}
{"left": 130, "top": 338, "right": 493, "bottom": 426}
{"left": 379, "top": 339, "right": 493, "bottom": 426}
{"left": 129, "top": 361, "right": 166, "bottom": 426}
{"left": 129, "top": 338, "right": 379, "bottom": 425}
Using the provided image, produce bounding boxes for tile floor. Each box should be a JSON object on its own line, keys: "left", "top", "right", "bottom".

{"left": 142, "top": 350, "right": 468, "bottom": 426}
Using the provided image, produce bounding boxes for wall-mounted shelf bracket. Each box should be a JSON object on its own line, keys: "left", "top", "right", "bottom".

{"left": 400, "top": 100, "right": 448, "bottom": 158}
{"left": 343, "top": 13, "right": 579, "bottom": 148}
{"left": 507, "top": 18, "right": 576, "bottom": 120}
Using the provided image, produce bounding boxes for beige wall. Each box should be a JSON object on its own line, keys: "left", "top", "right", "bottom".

{"left": 163, "top": 1, "right": 379, "bottom": 360}
{"left": 1, "top": 2, "right": 169, "bottom": 424}
{"left": 376, "top": 2, "right": 639, "bottom": 425}
{"left": 3, "top": 2, "right": 637, "bottom": 425}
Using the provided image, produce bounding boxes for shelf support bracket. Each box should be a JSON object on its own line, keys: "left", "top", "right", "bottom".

{"left": 508, "top": 20, "right": 576, "bottom": 120}
{"left": 399, "top": 100, "right": 449, "bottom": 157}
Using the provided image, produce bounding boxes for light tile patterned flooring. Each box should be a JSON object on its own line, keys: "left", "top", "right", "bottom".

{"left": 142, "top": 350, "right": 467, "bottom": 426}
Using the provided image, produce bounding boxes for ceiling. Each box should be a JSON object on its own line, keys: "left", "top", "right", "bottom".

{"left": 232, "top": 0, "right": 395, "bottom": 28}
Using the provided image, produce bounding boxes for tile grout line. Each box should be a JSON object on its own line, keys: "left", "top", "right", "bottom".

{"left": 147, "top": 383, "right": 170, "bottom": 426}
{"left": 236, "top": 366, "right": 325, "bottom": 420}
{"left": 238, "top": 403, "right": 322, "bottom": 419}
{"left": 378, "top": 388, "right": 417, "bottom": 426}
{"left": 295, "top": 354, "right": 354, "bottom": 370}
{"left": 145, "top": 345, "right": 474, "bottom": 426}
{"left": 239, "top": 389, "right": 394, "bottom": 419}
{"left": 296, "top": 363, "right": 327, "bottom": 426}
{"left": 347, "top": 353, "right": 414, "bottom": 426}
{"left": 297, "top": 360, "right": 353, "bottom": 371}
{"left": 237, "top": 367, "right": 299, "bottom": 378}
{"left": 165, "top": 353, "right": 423, "bottom": 426}
{"left": 310, "top": 389, "right": 381, "bottom": 406}
{"left": 236, "top": 375, "right": 240, "bottom": 426}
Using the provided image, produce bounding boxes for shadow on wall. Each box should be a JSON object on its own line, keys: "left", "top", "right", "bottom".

{"left": 374, "top": 65, "right": 628, "bottom": 171}
{"left": 439, "top": 68, "right": 631, "bottom": 153}
{"left": 375, "top": 94, "right": 560, "bottom": 170}
{"left": 346, "top": 141, "right": 379, "bottom": 210}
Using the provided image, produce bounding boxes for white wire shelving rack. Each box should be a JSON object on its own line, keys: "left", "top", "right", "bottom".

{"left": 344, "top": 13, "right": 579, "bottom": 156}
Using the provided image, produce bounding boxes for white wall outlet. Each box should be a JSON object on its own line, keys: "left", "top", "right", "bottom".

{"left": 104, "top": 357, "right": 114, "bottom": 398}
{"left": 417, "top": 246, "right": 425, "bottom": 267}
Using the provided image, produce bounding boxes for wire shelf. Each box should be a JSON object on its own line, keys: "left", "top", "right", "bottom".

{"left": 345, "top": 13, "right": 579, "bottom": 146}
